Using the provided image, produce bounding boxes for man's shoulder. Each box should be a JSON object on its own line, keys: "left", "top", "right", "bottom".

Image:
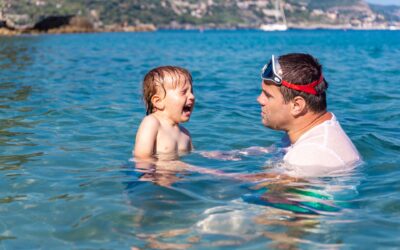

{"left": 284, "top": 119, "right": 361, "bottom": 170}
{"left": 284, "top": 143, "right": 345, "bottom": 167}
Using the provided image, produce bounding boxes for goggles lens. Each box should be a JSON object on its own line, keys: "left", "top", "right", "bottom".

{"left": 261, "top": 61, "right": 273, "bottom": 80}
{"left": 261, "top": 55, "right": 282, "bottom": 84}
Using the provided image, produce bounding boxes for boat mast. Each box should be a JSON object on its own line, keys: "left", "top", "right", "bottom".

{"left": 279, "top": 0, "right": 287, "bottom": 25}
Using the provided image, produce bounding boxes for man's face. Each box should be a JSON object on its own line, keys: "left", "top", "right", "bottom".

{"left": 257, "top": 81, "right": 292, "bottom": 131}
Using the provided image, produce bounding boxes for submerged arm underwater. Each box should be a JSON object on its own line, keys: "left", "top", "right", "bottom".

{"left": 198, "top": 146, "right": 274, "bottom": 161}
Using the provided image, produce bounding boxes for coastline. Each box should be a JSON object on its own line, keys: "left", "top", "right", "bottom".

{"left": 1, "top": 23, "right": 398, "bottom": 37}
{"left": 0, "top": 24, "right": 157, "bottom": 36}
{"left": 1, "top": 1, "right": 399, "bottom": 37}
{"left": 288, "top": 23, "right": 399, "bottom": 31}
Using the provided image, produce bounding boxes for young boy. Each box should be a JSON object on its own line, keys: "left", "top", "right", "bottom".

{"left": 134, "top": 66, "right": 195, "bottom": 161}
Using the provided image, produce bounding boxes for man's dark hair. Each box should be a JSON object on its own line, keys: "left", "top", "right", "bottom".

{"left": 278, "top": 53, "right": 328, "bottom": 113}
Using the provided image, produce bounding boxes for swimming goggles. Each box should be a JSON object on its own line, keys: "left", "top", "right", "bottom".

{"left": 261, "top": 55, "right": 324, "bottom": 95}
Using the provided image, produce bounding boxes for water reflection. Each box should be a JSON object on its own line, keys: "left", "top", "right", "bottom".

{"left": 0, "top": 152, "right": 43, "bottom": 171}
{"left": 134, "top": 160, "right": 190, "bottom": 187}
{"left": 0, "top": 37, "right": 36, "bottom": 70}
{"left": 0, "top": 37, "right": 42, "bottom": 171}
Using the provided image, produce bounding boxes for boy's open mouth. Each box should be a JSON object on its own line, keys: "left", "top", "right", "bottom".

{"left": 183, "top": 104, "right": 193, "bottom": 113}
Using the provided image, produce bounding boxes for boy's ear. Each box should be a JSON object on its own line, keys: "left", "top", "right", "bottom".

{"left": 290, "top": 96, "right": 307, "bottom": 117}
{"left": 151, "top": 94, "right": 165, "bottom": 111}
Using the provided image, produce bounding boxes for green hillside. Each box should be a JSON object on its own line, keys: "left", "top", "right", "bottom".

{"left": 1, "top": 0, "right": 398, "bottom": 29}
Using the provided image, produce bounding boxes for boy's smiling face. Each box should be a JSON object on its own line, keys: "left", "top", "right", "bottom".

{"left": 159, "top": 73, "right": 195, "bottom": 124}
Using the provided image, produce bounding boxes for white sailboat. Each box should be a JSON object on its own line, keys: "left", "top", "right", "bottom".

{"left": 260, "top": 23, "right": 287, "bottom": 31}
{"left": 260, "top": 0, "right": 288, "bottom": 31}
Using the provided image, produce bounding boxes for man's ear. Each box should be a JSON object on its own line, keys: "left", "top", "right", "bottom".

{"left": 151, "top": 94, "right": 164, "bottom": 111}
{"left": 290, "top": 96, "right": 307, "bottom": 116}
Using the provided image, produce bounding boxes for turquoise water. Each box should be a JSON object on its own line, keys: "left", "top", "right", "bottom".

{"left": 0, "top": 30, "right": 399, "bottom": 248}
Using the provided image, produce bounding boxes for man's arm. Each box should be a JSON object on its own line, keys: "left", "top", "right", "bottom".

{"left": 134, "top": 115, "right": 160, "bottom": 160}
{"left": 199, "top": 146, "right": 274, "bottom": 161}
{"left": 184, "top": 163, "right": 299, "bottom": 184}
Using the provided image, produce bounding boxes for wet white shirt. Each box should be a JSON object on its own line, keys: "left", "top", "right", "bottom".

{"left": 283, "top": 113, "right": 361, "bottom": 177}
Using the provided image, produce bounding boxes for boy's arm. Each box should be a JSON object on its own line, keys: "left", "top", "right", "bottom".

{"left": 134, "top": 116, "right": 160, "bottom": 160}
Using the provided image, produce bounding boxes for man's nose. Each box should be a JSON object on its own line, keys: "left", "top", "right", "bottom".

{"left": 257, "top": 94, "right": 262, "bottom": 105}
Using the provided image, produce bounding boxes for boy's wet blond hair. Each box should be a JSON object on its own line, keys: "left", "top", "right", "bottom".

{"left": 142, "top": 66, "right": 192, "bottom": 115}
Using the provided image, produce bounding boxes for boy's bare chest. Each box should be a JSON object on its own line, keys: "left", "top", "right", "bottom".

{"left": 156, "top": 127, "right": 191, "bottom": 154}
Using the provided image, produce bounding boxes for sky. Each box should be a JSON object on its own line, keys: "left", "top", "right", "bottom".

{"left": 366, "top": 0, "right": 400, "bottom": 5}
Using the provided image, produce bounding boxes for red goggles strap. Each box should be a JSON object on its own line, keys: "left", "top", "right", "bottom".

{"left": 281, "top": 75, "right": 324, "bottom": 95}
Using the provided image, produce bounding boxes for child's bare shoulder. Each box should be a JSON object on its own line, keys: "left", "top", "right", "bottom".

{"left": 140, "top": 114, "right": 160, "bottom": 128}
{"left": 136, "top": 115, "right": 161, "bottom": 138}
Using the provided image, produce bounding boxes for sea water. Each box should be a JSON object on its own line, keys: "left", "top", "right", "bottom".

{"left": 0, "top": 30, "right": 399, "bottom": 249}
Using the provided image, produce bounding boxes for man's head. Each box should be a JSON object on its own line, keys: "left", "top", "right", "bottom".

{"left": 143, "top": 66, "right": 193, "bottom": 115}
{"left": 258, "top": 53, "right": 328, "bottom": 130}
{"left": 278, "top": 53, "right": 328, "bottom": 113}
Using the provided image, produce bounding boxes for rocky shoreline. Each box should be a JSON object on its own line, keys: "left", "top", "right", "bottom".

{"left": 0, "top": 17, "right": 398, "bottom": 36}
{"left": 0, "top": 16, "right": 156, "bottom": 36}
{"left": 0, "top": 25, "right": 157, "bottom": 36}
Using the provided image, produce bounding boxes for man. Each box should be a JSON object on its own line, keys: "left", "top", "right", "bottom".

{"left": 258, "top": 53, "right": 361, "bottom": 177}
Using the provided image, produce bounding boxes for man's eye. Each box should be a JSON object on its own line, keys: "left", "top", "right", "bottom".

{"left": 264, "top": 90, "right": 274, "bottom": 98}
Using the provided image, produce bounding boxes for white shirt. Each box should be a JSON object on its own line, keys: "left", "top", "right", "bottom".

{"left": 283, "top": 113, "right": 361, "bottom": 177}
